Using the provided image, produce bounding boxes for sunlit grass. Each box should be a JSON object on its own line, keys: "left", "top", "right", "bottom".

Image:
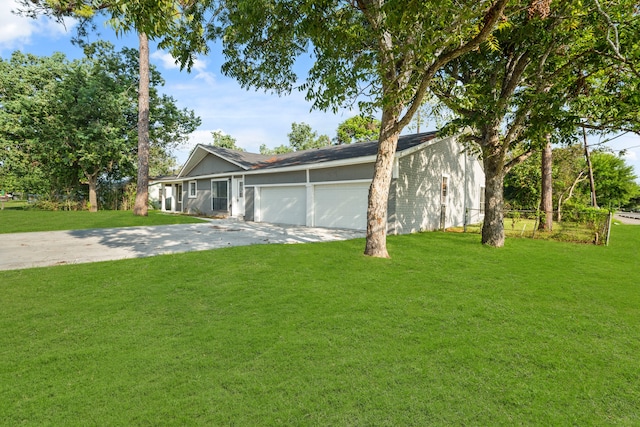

{"left": 1, "top": 226, "right": 638, "bottom": 424}
{"left": 0, "top": 208, "right": 205, "bottom": 234}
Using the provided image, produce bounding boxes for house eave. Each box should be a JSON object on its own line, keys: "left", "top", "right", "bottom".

{"left": 179, "top": 154, "right": 379, "bottom": 181}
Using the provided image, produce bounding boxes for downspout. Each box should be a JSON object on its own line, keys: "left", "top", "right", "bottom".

{"left": 464, "top": 148, "right": 468, "bottom": 228}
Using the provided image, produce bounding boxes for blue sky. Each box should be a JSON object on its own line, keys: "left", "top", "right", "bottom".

{"left": 1, "top": 0, "right": 639, "bottom": 181}
{"left": 0, "top": 0, "right": 361, "bottom": 164}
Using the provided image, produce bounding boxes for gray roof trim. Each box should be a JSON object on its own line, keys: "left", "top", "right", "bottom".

{"left": 178, "top": 155, "right": 377, "bottom": 182}
{"left": 177, "top": 144, "right": 255, "bottom": 178}
{"left": 177, "top": 131, "right": 439, "bottom": 179}
{"left": 395, "top": 133, "right": 453, "bottom": 159}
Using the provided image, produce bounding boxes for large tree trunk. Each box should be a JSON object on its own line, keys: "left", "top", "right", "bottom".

{"left": 364, "top": 110, "right": 400, "bottom": 258}
{"left": 538, "top": 135, "right": 553, "bottom": 231}
{"left": 481, "top": 143, "right": 506, "bottom": 247}
{"left": 133, "top": 32, "right": 150, "bottom": 216}
{"left": 86, "top": 173, "right": 98, "bottom": 213}
{"left": 582, "top": 126, "right": 598, "bottom": 209}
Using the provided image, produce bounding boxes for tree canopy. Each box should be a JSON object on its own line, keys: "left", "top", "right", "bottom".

{"left": 335, "top": 116, "right": 381, "bottom": 145}
{"left": 211, "top": 131, "right": 244, "bottom": 151}
{"left": 430, "top": 0, "right": 640, "bottom": 246}
{"left": 16, "top": 0, "right": 210, "bottom": 215}
{"left": 0, "top": 43, "right": 200, "bottom": 210}
{"left": 260, "top": 122, "right": 330, "bottom": 154}
{"left": 505, "top": 145, "right": 639, "bottom": 212}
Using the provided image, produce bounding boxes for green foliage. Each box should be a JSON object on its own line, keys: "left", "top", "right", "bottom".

{"left": 0, "top": 43, "right": 199, "bottom": 204}
{"left": 211, "top": 130, "right": 244, "bottom": 151}
{"left": 504, "top": 152, "right": 542, "bottom": 209}
{"left": 15, "top": 0, "right": 211, "bottom": 70}
{"left": 1, "top": 229, "right": 639, "bottom": 424}
{"left": 0, "top": 51, "right": 67, "bottom": 195}
{"left": 560, "top": 200, "right": 609, "bottom": 224}
{"left": 287, "top": 122, "right": 331, "bottom": 151}
{"left": 259, "top": 144, "right": 293, "bottom": 155}
{"left": 214, "top": 0, "right": 509, "bottom": 124}
{"left": 588, "top": 151, "right": 639, "bottom": 208}
{"left": 568, "top": 0, "right": 640, "bottom": 134}
{"left": 335, "top": 115, "right": 381, "bottom": 144}
{"left": 259, "top": 122, "right": 330, "bottom": 154}
{"left": 432, "top": 0, "right": 640, "bottom": 245}
{"left": 505, "top": 145, "right": 638, "bottom": 214}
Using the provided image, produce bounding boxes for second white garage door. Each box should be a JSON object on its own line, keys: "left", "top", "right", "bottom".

{"left": 314, "top": 182, "right": 369, "bottom": 230}
{"left": 259, "top": 186, "right": 307, "bottom": 226}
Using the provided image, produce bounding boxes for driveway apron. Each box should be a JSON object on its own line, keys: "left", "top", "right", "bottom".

{"left": 0, "top": 219, "right": 364, "bottom": 271}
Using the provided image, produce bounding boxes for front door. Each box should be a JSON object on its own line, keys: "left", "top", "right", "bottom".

{"left": 176, "top": 184, "right": 183, "bottom": 212}
{"left": 232, "top": 178, "right": 245, "bottom": 217}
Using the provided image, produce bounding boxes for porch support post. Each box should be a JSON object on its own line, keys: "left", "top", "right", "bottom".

{"left": 170, "top": 184, "right": 176, "bottom": 213}
{"left": 160, "top": 184, "right": 166, "bottom": 212}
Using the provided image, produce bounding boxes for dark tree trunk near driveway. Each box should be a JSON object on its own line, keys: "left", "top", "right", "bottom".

{"left": 134, "top": 32, "right": 150, "bottom": 216}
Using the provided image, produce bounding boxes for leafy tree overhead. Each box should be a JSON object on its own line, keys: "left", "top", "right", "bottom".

{"left": 214, "top": 0, "right": 511, "bottom": 257}
{"left": 211, "top": 131, "right": 244, "bottom": 151}
{"left": 335, "top": 116, "right": 381, "bottom": 145}
{"left": 16, "top": 0, "right": 210, "bottom": 215}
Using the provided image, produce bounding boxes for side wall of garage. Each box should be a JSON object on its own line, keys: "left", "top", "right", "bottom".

{"left": 388, "top": 135, "right": 485, "bottom": 233}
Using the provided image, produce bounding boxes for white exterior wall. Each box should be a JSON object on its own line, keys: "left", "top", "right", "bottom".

{"left": 389, "top": 135, "right": 485, "bottom": 234}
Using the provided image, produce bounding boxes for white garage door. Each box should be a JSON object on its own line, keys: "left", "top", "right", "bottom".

{"left": 314, "top": 182, "right": 369, "bottom": 230}
{"left": 259, "top": 186, "right": 307, "bottom": 226}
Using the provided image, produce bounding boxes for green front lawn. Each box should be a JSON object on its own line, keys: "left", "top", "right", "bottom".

{"left": 0, "top": 208, "right": 205, "bottom": 234}
{"left": 1, "top": 227, "right": 639, "bottom": 425}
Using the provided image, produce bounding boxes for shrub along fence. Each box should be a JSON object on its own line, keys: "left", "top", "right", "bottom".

{"left": 460, "top": 208, "right": 613, "bottom": 245}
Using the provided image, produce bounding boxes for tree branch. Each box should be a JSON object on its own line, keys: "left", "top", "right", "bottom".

{"left": 394, "top": 0, "right": 511, "bottom": 133}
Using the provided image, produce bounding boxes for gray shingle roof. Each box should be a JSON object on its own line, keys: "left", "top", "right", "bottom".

{"left": 198, "top": 131, "right": 438, "bottom": 171}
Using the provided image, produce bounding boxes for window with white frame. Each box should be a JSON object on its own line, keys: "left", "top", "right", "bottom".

{"left": 188, "top": 181, "right": 197, "bottom": 198}
{"left": 479, "top": 186, "right": 485, "bottom": 214}
{"left": 440, "top": 176, "right": 449, "bottom": 205}
{"left": 177, "top": 184, "right": 183, "bottom": 203}
{"left": 211, "top": 180, "right": 229, "bottom": 211}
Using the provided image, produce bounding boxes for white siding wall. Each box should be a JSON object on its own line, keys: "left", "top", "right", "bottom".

{"left": 389, "top": 136, "right": 484, "bottom": 233}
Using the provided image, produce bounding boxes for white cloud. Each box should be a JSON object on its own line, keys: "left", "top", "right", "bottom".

{"left": 0, "top": 0, "right": 74, "bottom": 53}
{"left": 151, "top": 50, "right": 216, "bottom": 86}
{"left": 173, "top": 129, "right": 213, "bottom": 164}
{"left": 150, "top": 50, "right": 180, "bottom": 70}
{"left": 0, "top": 2, "right": 33, "bottom": 46}
{"left": 191, "top": 57, "right": 216, "bottom": 86}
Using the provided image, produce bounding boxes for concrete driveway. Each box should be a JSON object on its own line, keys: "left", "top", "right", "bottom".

{"left": 0, "top": 219, "right": 365, "bottom": 271}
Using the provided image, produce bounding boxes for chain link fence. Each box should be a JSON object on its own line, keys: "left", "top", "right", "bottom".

{"left": 459, "top": 208, "right": 613, "bottom": 245}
